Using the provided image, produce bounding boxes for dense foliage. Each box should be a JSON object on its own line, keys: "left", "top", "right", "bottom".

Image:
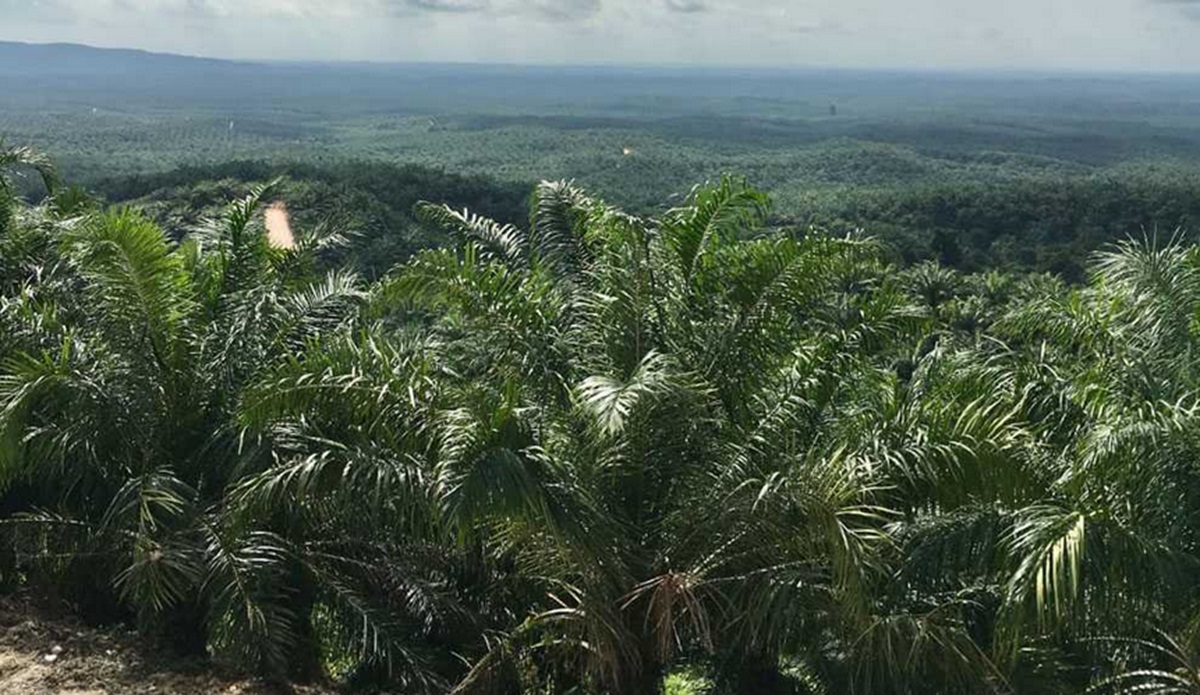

{"left": 91, "top": 160, "right": 531, "bottom": 278}
{"left": 5, "top": 144, "right": 1200, "bottom": 694}
{"left": 75, "top": 157, "right": 1200, "bottom": 282}
{"left": 788, "top": 163, "right": 1200, "bottom": 281}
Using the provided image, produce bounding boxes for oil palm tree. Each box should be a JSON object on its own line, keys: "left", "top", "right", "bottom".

{"left": 0, "top": 140, "right": 57, "bottom": 237}
{"left": 0, "top": 182, "right": 392, "bottom": 681}
{"left": 325, "top": 178, "right": 949, "bottom": 693}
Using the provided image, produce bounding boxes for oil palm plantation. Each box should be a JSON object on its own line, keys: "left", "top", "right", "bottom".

{"left": 5, "top": 146, "right": 1200, "bottom": 694}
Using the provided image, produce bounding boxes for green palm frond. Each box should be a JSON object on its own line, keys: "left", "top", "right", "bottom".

{"left": 417, "top": 202, "right": 527, "bottom": 268}
{"left": 529, "top": 179, "right": 598, "bottom": 275}
{"left": 272, "top": 268, "right": 366, "bottom": 350}
{"left": 660, "top": 176, "right": 770, "bottom": 282}
{"left": 116, "top": 532, "right": 204, "bottom": 616}
{"left": 202, "top": 524, "right": 298, "bottom": 675}
{"left": 63, "top": 209, "right": 195, "bottom": 371}
{"left": 0, "top": 141, "right": 59, "bottom": 195}
{"left": 576, "top": 350, "right": 679, "bottom": 438}
{"left": 850, "top": 603, "right": 1006, "bottom": 695}
{"left": 434, "top": 398, "right": 549, "bottom": 533}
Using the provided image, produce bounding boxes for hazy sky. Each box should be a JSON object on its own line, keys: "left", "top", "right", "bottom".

{"left": 3, "top": 0, "right": 1200, "bottom": 71}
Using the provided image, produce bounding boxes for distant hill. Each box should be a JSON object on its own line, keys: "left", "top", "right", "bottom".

{"left": 0, "top": 41, "right": 290, "bottom": 111}
{"left": 6, "top": 40, "right": 1200, "bottom": 120}
{"left": 0, "top": 41, "right": 249, "bottom": 76}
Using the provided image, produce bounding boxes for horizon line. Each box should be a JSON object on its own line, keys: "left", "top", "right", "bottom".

{"left": 6, "top": 39, "right": 1200, "bottom": 80}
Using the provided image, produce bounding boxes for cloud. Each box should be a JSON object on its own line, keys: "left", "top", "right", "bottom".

{"left": 1148, "top": 0, "right": 1200, "bottom": 20}
{"left": 374, "top": 0, "right": 601, "bottom": 21}
{"left": 664, "top": 0, "right": 706, "bottom": 12}
{"left": 0, "top": 0, "right": 606, "bottom": 23}
{"left": 526, "top": 0, "right": 601, "bottom": 21}
{"left": 403, "top": 0, "right": 489, "bottom": 12}
{"left": 0, "top": 0, "right": 78, "bottom": 18}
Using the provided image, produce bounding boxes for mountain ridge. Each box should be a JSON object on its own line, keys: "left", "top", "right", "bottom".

{"left": 0, "top": 40, "right": 256, "bottom": 76}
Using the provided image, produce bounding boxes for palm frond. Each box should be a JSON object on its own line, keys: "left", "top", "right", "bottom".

{"left": 660, "top": 176, "right": 770, "bottom": 282}
{"left": 417, "top": 203, "right": 527, "bottom": 268}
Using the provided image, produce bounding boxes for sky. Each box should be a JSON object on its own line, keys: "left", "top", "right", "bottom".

{"left": 3, "top": 0, "right": 1200, "bottom": 72}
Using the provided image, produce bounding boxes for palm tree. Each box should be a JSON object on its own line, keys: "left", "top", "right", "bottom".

{"left": 0, "top": 140, "right": 57, "bottom": 197}
{"left": 867, "top": 235, "right": 1200, "bottom": 693}
{"left": 0, "top": 140, "right": 58, "bottom": 236}
{"left": 8, "top": 149, "right": 1200, "bottom": 694}
{"left": 314, "top": 177, "right": 955, "bottom": 693}
{"left": 0, "top": 181, "right": 390, "bottom": 681}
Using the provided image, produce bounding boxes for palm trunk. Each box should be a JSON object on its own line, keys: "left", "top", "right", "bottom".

{"left": 285, "top": 564, "right": 323, "bottom": 683}
{"left": 162, "top": 598, "right": 209, "bottom": 658}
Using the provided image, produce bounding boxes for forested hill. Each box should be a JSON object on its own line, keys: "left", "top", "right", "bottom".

{"left": 0, "top": 41, "right": 245, "bottom": 76}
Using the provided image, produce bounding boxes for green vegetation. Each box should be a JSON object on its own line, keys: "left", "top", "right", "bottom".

{"left": 9, "top": 43, "right": 1200, "bottom": 279}
{"left": 788, "top": 161, "right": 1200, "bottom": 280}
{"left": 92, "top": 160, "right": 531, "bottom": 278}
{"left": 7, "top": 141, "right": 1200, "bottom": 694}
{"left": 64, "top": 156, "right": 1200, "bottom": 282}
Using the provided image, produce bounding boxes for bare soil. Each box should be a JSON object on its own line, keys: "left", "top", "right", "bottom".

{"left": 265, "top": 202, "right": 297, "bottom": 250}
{"left": 0, "top": 597, "right": 334, "bottom": 694}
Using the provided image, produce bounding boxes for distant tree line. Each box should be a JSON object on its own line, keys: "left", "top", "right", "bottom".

{"left": 86, "top": 158, "right": 1200, "bottom": 282}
